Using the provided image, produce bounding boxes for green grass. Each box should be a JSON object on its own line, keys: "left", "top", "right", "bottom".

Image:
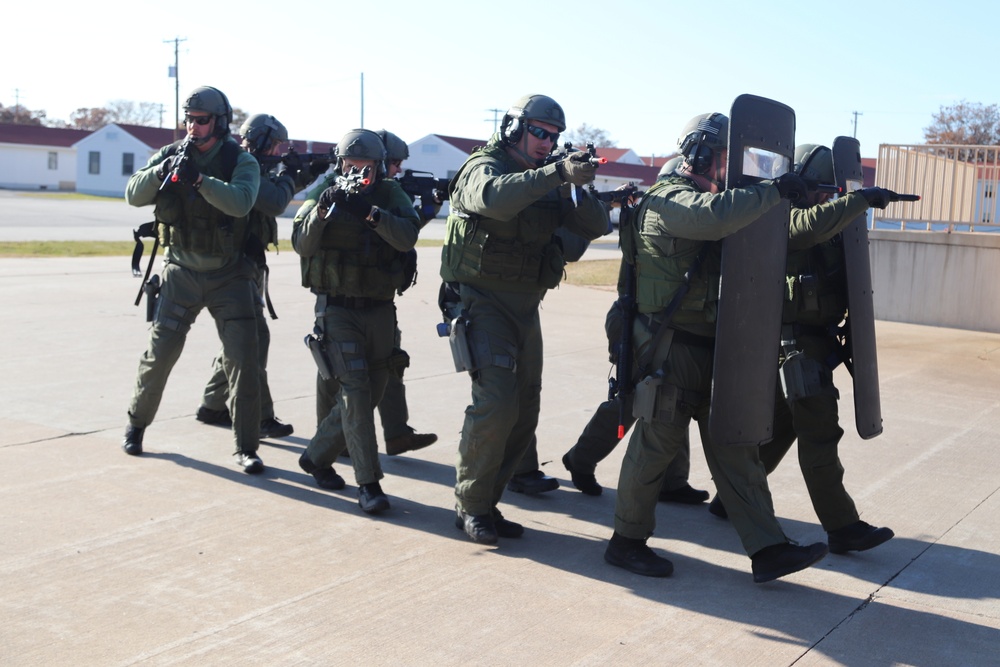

{"left": 14, "top": 192, "right": 123, "bottom": 201}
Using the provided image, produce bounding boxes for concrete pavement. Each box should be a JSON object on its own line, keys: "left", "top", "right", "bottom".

{"left": 0, "top": 192, "right": 998, "bottom": 665}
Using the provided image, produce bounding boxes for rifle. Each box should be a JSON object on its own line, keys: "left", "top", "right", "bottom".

{"left": 334, "top": 165, "right": 372, "bottom": 195}
{"left": 609, "top": 202, "right": 638, "bottom": 439}
{"left": 397, "top": 169, "right": 451, "bottom": 203}
{"left": 589, "top": 182, "right": 644, "bottom": 204}
{"left": 257, "top": 145, "right": 336, "bottom": 173}
{"left": 158, "top": 137, "right": 193, "bottom": 191}
{"left": 544, "top": 141, "right": 609, "bottom": 168}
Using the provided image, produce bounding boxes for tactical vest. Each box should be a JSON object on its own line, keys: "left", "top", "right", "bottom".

{"left": 154, "top": 139, "right": 245, "bottom": 258}
{"left": 633, "top": 178, "right": 722, "bottom": 329}
{"left": 442, "top": 143, "right": 565, "bottom": 292}
{"left": 782, "top": 238, "right": 847, "bottom": 327}
{"left": 300, "top": 180, "right": 406, "bottom": 299}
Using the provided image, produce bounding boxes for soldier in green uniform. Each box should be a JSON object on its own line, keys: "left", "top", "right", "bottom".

{"left": 292, "top": 128, "right": 421, "bottom": 514}
{"left": 310, "top": 130, "right": 438, "bottom": 458}
{"left": 121, "top": 86, "right": 263, "bottom": 473}
{"left": 605, "top": 112, "right": 829, "bottom": 582}
{"left": 195, "top": 113, "right": 315, "bottom": 440}
{"left": 708, "top": 144, "right": 895, "bottom": 555}
{"left": 442, "top": 94, "right": 610, "bottom": 544}
{"left": 563, "top": 155, "right": 708, "bottom": 501}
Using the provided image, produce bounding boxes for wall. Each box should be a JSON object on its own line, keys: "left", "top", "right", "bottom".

{"left": 0, "top": 144, "right": 77, "bottom": 190}
{"left": 75, "top": 126, "right": 155, "bottom": 197}
{"left": 870, "top": 230, "right": 1000, "bottom": 333}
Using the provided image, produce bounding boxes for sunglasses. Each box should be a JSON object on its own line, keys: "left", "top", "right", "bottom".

{"left": 526, "top": 124, "right": 559, "bottom": 143}
{"left": 184, "top": 114, "right": 212, "bottom": 126}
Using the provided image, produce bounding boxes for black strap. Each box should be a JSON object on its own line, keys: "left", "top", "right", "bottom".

{"left": 637, "top": 244, "right": 709, "bottom": 374}
{"left": 132, "top": 222, "right": 159, "bottom": 307}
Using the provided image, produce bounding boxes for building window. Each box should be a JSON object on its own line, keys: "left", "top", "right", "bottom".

{"left": 48, "top": 152, "right": 58, "bottom": 170}
{"left": 88, "top": 152, "right": 100, "bottom": 175}
{"left": 122, "top": 153, "right": 134, "bottom": 175}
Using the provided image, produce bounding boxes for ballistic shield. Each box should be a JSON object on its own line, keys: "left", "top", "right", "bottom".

{"left": 709, "top": 94, "right": 795, "bottom": 447}
{"left": 832, "top": 135, "right": 882, "bottom": 439}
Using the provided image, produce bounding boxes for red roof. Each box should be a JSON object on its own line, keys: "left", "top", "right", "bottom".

{"left": 116, "top": 124, "right": 179, "bottom": 148}
{"left": 593, "top": 147, "right": 633, "bottom": 162}
{"left": 436, "top": 134, "right": 488, "bottom": 154}
{"left": 0, "top": 122, "right": 91, "bottom": 147}
{"left": 596, "top": 161, "right": 660, "bottom": 186}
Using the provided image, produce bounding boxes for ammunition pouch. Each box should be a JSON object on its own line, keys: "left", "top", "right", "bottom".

{"left": 155, "top": 294, "right": 197, "bottom": 333}
{"left": 539, "top": 240, "right": 566, "bottom": 289}
{"left": 397, "top": 249, "right": 418, "bottom": 295}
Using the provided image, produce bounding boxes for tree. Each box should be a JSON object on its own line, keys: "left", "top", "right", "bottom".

{"left": 562, "top": 123, "right": 617, "bottom": 148}
{"left": 924, "top": 101, "right": 1000, "bottom": 145}
{"left": 0, "top": 103, "right": 46, "bottom": 125}
{"left": 106, "top": 100, "right": 161, "bottom": 126}
{"left": 68, "top": 107, "right": 111, "bottom": 130}
{"left": 230, "top": 107, "right": 249, "bottom": 135}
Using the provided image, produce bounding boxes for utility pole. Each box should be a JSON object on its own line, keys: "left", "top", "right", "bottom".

{"left": 13, "top": 88, "right": 24, "bottom": 123}
{"left": 164, "top": 37, "right": 187, "bottom": 140}
{"left": 852, "top": 110, "right": 863, "bottom": 138}
{"left": 485, "top": 108, "right": 504, "bottom": 134}
{"left": 360, "top": 72, "right": 364, "bottom": 128}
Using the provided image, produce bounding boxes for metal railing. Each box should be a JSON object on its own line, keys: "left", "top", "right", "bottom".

{"left": 873, "top": 144, "right": 1000, "bottom": 232}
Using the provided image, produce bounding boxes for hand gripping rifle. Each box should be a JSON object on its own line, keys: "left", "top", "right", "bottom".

{"left": 397, "top": 169, "right": 451, "bottom": 203}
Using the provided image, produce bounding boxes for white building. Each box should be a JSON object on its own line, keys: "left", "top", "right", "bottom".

{"left": 73, "top": 124, "right": 177, "bottom": 197}
{"left": 0, "top": 123, "right": 90, "bottom": 191}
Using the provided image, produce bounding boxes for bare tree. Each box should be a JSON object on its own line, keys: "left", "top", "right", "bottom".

{"left": 0, "top": 103, "right": 46, "bottom": 125}
{"left": 68, "top": 107, "right": 111, "bottom": 130}
{"left": 106, "top": 100, "right": 160, "bottom": 126}
{"left": 562, "top": 123, "right": 617, "bottom": 148}
{"left": 230, "top": 107, "right": 249, "bottom": 135}
{"left": 925, "top": 101, "right": 1000, "bottom": 145}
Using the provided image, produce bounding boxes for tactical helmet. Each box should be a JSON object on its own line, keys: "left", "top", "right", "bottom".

{"left": 500, "top": 94, "right": 566, "bottom": 145}
{"left": 657, "top": 155, "right": 684, "bottom": 181}
{"left": 183, "top": 86, "right": 233, "bottom": 137}
{"left": 793, "top": 144, "right": 835, "bottom": 184}
{"left": 677, "top": 112, "right": 729, "bottom": 175}
{"left": 376, "top": 130, "right": 409, "bottom": 161}
{"left": 335, "top": 128, "right": 387, "bottom": 177}
{"left": 240, "top": 114, "right": 288, "bottom": 155}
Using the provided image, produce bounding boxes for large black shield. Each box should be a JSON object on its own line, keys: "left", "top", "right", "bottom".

{"left": 832, "top": 136, "right": 883, "bottom": 439}
{"left": 709, "top": 94, "right": 795, "bottom": 447}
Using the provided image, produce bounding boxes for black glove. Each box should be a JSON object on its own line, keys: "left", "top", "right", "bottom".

{"left": 275, "top": 161, "right": 300, "bottom": 183}
{"left": 557, "top": 152, "right": 597, "bottom": 186}
{"left": 857, "top": 187, "right": 898, "bottom": 209}
{"left": 155, "top": 153, "right": 183, "bottom": 181}
{"left": 316, "top": 186, "right": 347, "bottom": 219}
{"left": 772, "top": 172, "right": 808, "bottom": 201}
{"left": 342, "top": 193, "right": 374, "bottom": 220}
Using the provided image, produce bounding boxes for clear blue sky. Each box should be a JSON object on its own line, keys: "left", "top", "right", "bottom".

{"left": 4, "top": 0, "right": 994, "bottom": 158}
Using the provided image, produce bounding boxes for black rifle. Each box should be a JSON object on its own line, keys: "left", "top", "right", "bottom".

{"left": 158, "top": 137, "right": 193, "bottom": 191}
{"left": 334, "top": 165, "right": 372, "bottom": 195}
{"left": 589, "top": 182, "right": 644, "bottom": 204}
{"left": 397, "top": 169, "right": 451, "bottom": 203}
{"left": 609, "top": 203, "right": 638, "bottom": 439}
{"left": 257, "top": 146, "right": 336, "bottom": 172}
{"left": 544, "top": 141, "right": 608, "bottom": 168}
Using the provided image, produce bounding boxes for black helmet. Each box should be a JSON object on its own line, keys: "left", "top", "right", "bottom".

{"left": 677, "top": 112, "right": 729, "bottom": 175}
{"left": 240, "top": 114, "right": 288, "bottom": 156}
{"left": 500, "top": 94, "right": 566, "bottom": 146}
{"left": 792, "top": 144, "right": 834, "bottom": 183}
{"left": 335, "top": 128, "right": 387, "bottom": 177}
{"left": 376, "top": 129, "right": 409, "bottom": 162}
{"left": 183, "top": 85, "right": 233, "bottom": 138}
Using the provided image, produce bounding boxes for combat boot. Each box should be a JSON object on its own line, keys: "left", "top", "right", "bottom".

{"left": 298, "top": 451, "right": 345, "bottom": 490}
{"left": 122, "top": 425, "right": 144, "bottom": 456}
{"left": 490, "top": 507, "right": 524, "bottom": 538}
{"left": 562, "top": 453, "right": 602, "bottom": 496}
{"left": 828, "top": 521, "right": 894, "bottom": 554}
{"left": 604, "top": 532, "right": 674, "bottom": 577}
{"left": 507, "top": 470, "right": 559, "bottom": 495}
{"left": 658, "top": 483, "right": 710, "bottom": 505}
{"left": 234, "top": 451, "right": 264, "bottom": 475}
{"left": 196, "top": 406, "right": 232, "bottom": 428}
{"left": 708, "top": 495, "right": 729, "bottom": 519}
{"left": 358, "top": 482, "right": 391, "bottom": 514}
{"left": 385, "top": 430, "right": 437, "bottom": 456}
{"left": 260, "top": 417, "right": 294, "bottom": 439}
{"left": 455, "top": 506, "right": 498, "bottom": 545}
{"left": 751, "top": 542, "right": 828, "bottom": 583}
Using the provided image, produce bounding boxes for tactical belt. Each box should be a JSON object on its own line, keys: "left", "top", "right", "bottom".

{"left": 324, "top": 295, "right": 392, "bottom": 310}
{"left": 638, "top": 313, "right": 715, "bottom": 349}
